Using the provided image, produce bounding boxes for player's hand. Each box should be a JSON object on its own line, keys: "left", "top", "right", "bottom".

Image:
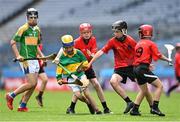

{"left": 71, "top": 74, "right": 78, "bottom": 80}
{"left": 168, "top": 60, "right": 173, "bottom": 66}
{"left": 17, "top": 55, "right": 24, "bottom": 62}
{"left": 52, "top": 58, "right": 59, "bottom": 64}
{"left": 57, "top": 79, "right": 63, "bottom": 85}
{"left": 87, "top": 63, "right": 91, "bottom": 69}
{"left": 149, "top": 64, "right": 155, "bottom": 71}
{"left": 86, "top": 49, "right": 94, "bottom": 58}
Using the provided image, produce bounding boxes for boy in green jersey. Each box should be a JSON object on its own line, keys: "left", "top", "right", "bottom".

{"left": 56, "top": 35, "right": 102, "bottom": 114}
{"left": 6, "top": 8, "right": 44, "bottom": 112}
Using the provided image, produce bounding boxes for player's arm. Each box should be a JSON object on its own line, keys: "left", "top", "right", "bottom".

{"left": 151, "top": 42, "right": 170, "bottom": 63}
{"left": 10, "top": 39, "right": 24, "bottom": 61}
{"left": 87, "top": 39, "right": 98, "bottom": 59}
{"left": 159, "top": 54, "right": 171, "bottom": 63}
{"left": 52, "top": 47, "right": 63, "bottom": 64}
{"left": 56, "top": 66, "right": 63, "bottom": 85}
{"left": 88, "top": 50, "right": 104, "bottom": 66}
{"left": 37, "top": 46, "right": 45, "bottom": 58}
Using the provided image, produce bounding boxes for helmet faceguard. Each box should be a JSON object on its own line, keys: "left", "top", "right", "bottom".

{"left": 112, "top": 20, "right": 127, "bottom": 35}
{"left": 26, "top": 8, "right": 38, "bottom": 19}
{"left": 139, "top": 24, "right": 153, "bottom": 39}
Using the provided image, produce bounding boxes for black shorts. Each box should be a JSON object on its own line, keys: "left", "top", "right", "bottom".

{"left": 38, "top": 66, "right": 45, "bottom": 74}
{"left": 85, "top": 68, "right": 96, "bottom": 79}
{"left": 134, "top": 63, "right": 158, "bottom": 85}
{"left": 176, "top": 76, "right": 180, "bottom": 82}
{"left": 114, "top": 66, "right": 136, "bottom": 84}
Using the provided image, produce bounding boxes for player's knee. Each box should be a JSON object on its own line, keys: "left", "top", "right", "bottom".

{"left": 141, "top": 89, "right": 148, "bottom": 96}
{"left": 91, "top": 80, "right": 101, "bottom": 88}
{"left": 155, "top": 81, "right": 163, "bottom": 90}
{"left": 110, "top": 79, "right": 118, "bottom": 86}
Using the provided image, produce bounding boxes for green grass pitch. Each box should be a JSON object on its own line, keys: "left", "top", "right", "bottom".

{"left": 0, "top": 90, "right": 180, "bottom": 121}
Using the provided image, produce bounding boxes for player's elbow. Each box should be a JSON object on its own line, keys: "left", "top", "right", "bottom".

{"left": 10, "top": 40, "right": 16, "bottom": 46}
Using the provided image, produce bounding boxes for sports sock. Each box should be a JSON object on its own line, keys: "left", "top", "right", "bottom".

{"left": 149, "top": 105, "right": 153, "bottom": 109}
{"left": 152, "top": 101, "right": 159, "bottom": 109}
{"left": 101, "top": 101, "right": 108, "bottom": 109}
{"left": 124, "top": 97, "right": 132, "bottom": 103}
{"left": 10, "top": 92, "right": 16, "bottom": 98}
{"left": 70, "top": 102, "right": 76, "bottom": 110}
{"left": 20, "top": 102, "right": 27, "bottom": 108}
{"left": 38, "top": 91, "right": 44, "bottom": 97}
{"left": 132, "top": 104, "right": 139, "bottom": 111}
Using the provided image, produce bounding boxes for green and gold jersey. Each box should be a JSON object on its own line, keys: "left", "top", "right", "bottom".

{"left": 56, "top": 49, "right": 88, "bottom": 80}
{"left": 13, "top": 23, "right": 41, "bottom": 58}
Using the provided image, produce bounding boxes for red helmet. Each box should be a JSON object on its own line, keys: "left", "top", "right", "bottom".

{"left": 79, "top": 23, "right": 92, "bottom": 32}
{"left": 139, "top": 24, "right": 153, "bottom": 38}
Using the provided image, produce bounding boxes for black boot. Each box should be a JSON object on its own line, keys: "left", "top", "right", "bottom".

{"left": 124, "top": 102, "right": 134, "bottom": 114}
{"left": 66, "top": 107, "right": 75, "bottom": 114}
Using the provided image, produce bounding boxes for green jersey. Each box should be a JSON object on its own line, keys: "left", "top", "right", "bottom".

{"left": 13, "top": 23, "right": 41, "bottom": 58}
{"left": 56, "top": 49, "right": 88, "bottom": 80}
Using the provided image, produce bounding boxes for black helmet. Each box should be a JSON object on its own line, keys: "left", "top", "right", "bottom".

{"left": 112, "top": 20, "right": 127, "bottom": 34}
{"left": 26, "top": 8, "right": 38, "bottom": 18}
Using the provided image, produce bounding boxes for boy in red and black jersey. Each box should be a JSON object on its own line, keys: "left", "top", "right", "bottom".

{"left": 89, "top": 20, "right": 153, "bottom": 114}
{"left": 130, "top": 24, "right": 171, "bottom": 116}
{"left": 66, "top": 23, "right": 111, "bottom": 114}
{"left": 166, "top": 43, "right": 180, "bottom": 96}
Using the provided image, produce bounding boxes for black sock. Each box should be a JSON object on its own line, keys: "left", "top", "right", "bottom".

{"left": 38, "top": 91, "right": 43, "bottom": 97}
{"left": 101, "top": 101, "right": 108, "bottom": 109}
{"left": 70, "top": 102, "right": 76, "bottom": 110}
{"left": 124, "top": 97, "right": 132, "bottom": 103}
{"left": 152, "top": 101, "right": 159, "bottom": 109}
{"left": 149, "top": 105, "right": 153, "bottom": 109}
{"left": 132, "top": 104, "right": 140, "bottom": 111}
{"left": 168, "top": 84, "right": 179, "bottom": 94}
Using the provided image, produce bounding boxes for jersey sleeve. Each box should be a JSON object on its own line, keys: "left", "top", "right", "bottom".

{"left": 91, "top": 37, "right": 98, "bottom": 54}
{"left": 77, "top": 50, "right": 87, "bottom": 62}
{"left": 175, "top": 53, "right": 180, "bottom": 76}
{"left": 36, "top": 26, "right": 41, "bottom": 44}
{"left": 12, "top": 25, "right": 27, "bottom": 42}
{"left": 101, "top": 39, "right": 113, "bottom": 54}
{"left": 74, "top": 40, "right": 79, "bottom": 49}
{"left": 151, "top": 42, "right": 162, "bottom": 61}
{"left": 56, "top": 66, "right": 63, "bottom": 80}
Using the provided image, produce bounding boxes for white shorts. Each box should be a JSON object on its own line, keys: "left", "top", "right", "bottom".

{"left": 19, "top": 60, "right": 40, "bottom": 74}
{"left": 68, "top": 74, "right": 88, "bottom": 92}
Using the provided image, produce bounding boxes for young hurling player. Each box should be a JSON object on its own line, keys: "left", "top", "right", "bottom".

{"left": 130, "top": 24, "right": 171, "bottom": 116}
{"left": 56, "top": 35, "right": 102, "bottom": 114}
{"left": 65, "top": 23, "right": 112, "bottom": 114}
{"left": 7, "top": 8, "right": 44, "bottom": 112}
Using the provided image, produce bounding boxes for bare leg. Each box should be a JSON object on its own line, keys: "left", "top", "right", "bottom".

{"left": 83, "top": 88, "right": 101, "bottom": 113}
{"left": 14, "top": 73, "right": 38, "bottom": 96}
{"left": 110, "top": 74, "right": 128, "bottom": 99}
{"left": 90, "top": 78, "right": 105, "bottom": 102}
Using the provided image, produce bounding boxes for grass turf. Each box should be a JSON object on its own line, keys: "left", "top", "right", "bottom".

{"left": 0, "top": 90, "right": 180, "bottom": 121}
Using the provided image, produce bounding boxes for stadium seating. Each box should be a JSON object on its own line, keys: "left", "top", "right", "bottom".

{"left": 0, "top": 0, "right": 179, "bottom": 79}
